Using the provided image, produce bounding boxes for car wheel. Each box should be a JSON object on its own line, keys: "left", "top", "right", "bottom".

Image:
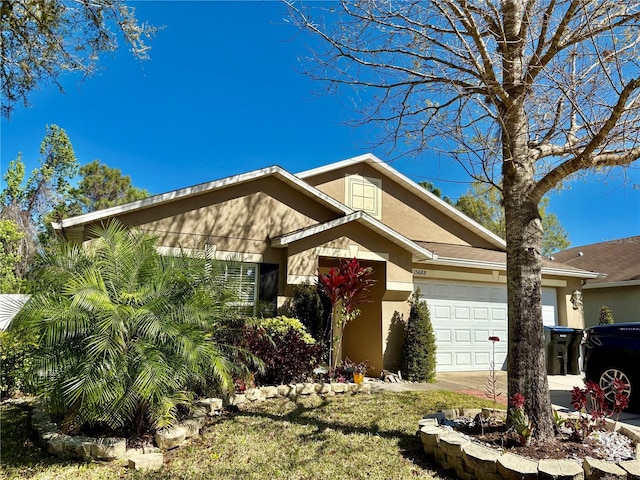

{"left": 596, "top": 367, "right": 633, "bottom": 407}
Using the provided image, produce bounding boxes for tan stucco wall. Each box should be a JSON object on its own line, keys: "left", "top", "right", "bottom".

{"left": 582, "top": 285, "right": 640, "bottom": 327}
{"left": 73, "top": 177, "right": 339, "bottom": 252}
{"left": 302, "top": 163, "right": 497, "bottom": 248}
{"left": 341, "top": 264, "right": 387, "bottom": 376}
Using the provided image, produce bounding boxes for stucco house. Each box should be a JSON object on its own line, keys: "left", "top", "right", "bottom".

{"left": 52, "top": 154, "right": 597, "bottom": 374}
{"left": 552, "top": 237, "right": 640, "bottom": 327}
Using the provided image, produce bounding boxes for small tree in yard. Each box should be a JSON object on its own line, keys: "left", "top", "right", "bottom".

{"left": 401, "top": 290, "right": 437, "bottom": 383}
{"left": 317, "top": 258, "right": 376, "bottom": 371}
{"left": 599, "top": 306, "right": 614, "bottom": 325}
{"left": 288, "top": 0, "right": 640, "bottom": 441}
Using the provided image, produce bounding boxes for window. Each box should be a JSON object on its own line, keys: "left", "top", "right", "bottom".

{"left": 345, "top": 174, "right": 382, "bottom": 219}
{"left": 220, "top": 262, "right": 258, "bottom": 307}
{"left": 216, "top": 262, "right": 279, "bottom": 316}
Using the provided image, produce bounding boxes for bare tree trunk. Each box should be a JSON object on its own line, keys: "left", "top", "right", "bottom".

{"left": 501, "top": 0, "right": 554, "bottom": 443}
{"left": 504, "top": 188, "right": 554, "bottom": 441}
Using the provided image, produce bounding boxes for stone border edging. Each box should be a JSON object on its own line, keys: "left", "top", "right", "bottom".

{"left": 418, "top": 408, "right": 640, "bottom": 480}
{"left": 30, "top": 381, "right": 370, "bottom": 470}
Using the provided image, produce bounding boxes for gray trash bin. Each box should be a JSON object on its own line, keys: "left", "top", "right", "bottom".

{"left": 567, "top": 328, "right": 583, "bottom": 375}
{"left": 544, "top": 326, "right": 574, "bottom": 375}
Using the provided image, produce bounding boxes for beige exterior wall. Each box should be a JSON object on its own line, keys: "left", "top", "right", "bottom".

{"left": 582, "top": 285, "right": 640, "bottom": 328}
{"left": 302, "top": 163, "right": 497, "bottom": 249}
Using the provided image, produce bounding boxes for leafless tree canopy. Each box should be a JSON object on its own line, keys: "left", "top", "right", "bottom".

{"left": 288, "top": 0, "right": 640, "bottom": 197}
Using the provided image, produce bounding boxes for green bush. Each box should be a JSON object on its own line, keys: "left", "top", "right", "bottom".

{"left": 260, "top": 316, "right": 316, "bottom": 344}
{"left": 0, "top": 329, "right": 38, "bottom": 397}
{"left": 599, "top": 305, "right": 614, "bottom": 325}
{"left": 279, "top": 281, "right": 327, "bottom": 343}
{"left": 400, "top": 290, "right": 437, "bottom": 382}
{"left": 242, "top": 316, "right": 322, "bottom": 385}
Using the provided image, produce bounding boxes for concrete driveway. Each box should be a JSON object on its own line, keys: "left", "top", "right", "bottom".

{"left": 370, "top": 370, "right": 640, "bottom": 430}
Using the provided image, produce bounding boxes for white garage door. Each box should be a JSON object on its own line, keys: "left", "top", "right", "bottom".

{"left": 414, "top": 280, "right": 557, "bottom": 372}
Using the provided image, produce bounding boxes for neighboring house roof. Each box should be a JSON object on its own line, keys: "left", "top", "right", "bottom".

{"left": 297, "top": 153, "right": 507, "bottom": 251}
{"left": 551, "top": 236, "right": 640, "bottom": 286}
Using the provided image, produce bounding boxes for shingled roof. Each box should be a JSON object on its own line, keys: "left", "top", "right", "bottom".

{"left": 551, "top": 236, "right": 640, "bottom": 285}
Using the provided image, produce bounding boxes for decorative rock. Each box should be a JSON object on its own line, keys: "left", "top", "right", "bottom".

{"left": 278, "top": 384, "right": 294, "bottom": 397}
{"left": 583, "top": 456, "right": 626, "bottom": 479}
{"left": 481, "top": 408, "right": 507, "bottom": 422}
{"left": 66, "top": 436, "right": 94, "bottom": 461}
{"left": 419, "top": 417, "right": 439, "bottom": 428}
{"left": 47, "top": 433, "right": 70, "bottom": 458}
{"left": 357, "top": 383, "right": 371, "bottom": 393}
{"left": 244, "top": 388, "right": 264, "bottom": 402}
{"left": 155, "top": 426, "right": 187, "bottom": 450}
{"left": 538, "top": 459, "right": 585, "bottom": 480}
{"left": 90, "top": 437, "right": 127, "bottom": 461}
{"left": 194, "top": 398, "right": 223, "bottom": 415}
{"left": 619, "top": 460, "right": 640, "bottom": 480}
{"left": 332, "top": 383, "right": 348, "bottom": 393}
{"left": 179, "top": 419, "right": 201, "bottom": 439}
{"left": 618, "top": 426, "right": 640, "bottom": 444}
{"left": 439, "top": 431, "right": 470, "bottom": 456}
{"left": 497, "top": 453, "right": 539, "bottom": 480}
{"left": 128, "top": 452, "right": 164, "bottom": 471}
{"left": 424, "top": 412, "right": 446, "bottom": 424}
{"left": 298, "top": 383, "right": 316, "bottom": 395}
{"left": 318, "top": 383, "right": 332, "bottom": 394}
{"left": 420, "top": 426, "right": 443, "bottom": 454}
{"left": 227, "top": 394, "right": 246, "bottom": 406}
{"left": 260, "top": 386, "right": 279, "bottom": 398}
{"left": 441, "top": 408, "right": 460, "bottom": 419}
{"left": 462, "top": 442, "right": 501, "bottom": 474}
{"left": 461, "top": 408, "right": 483, "bottom": 418}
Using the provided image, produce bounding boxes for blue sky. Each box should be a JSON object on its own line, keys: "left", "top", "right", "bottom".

{"left": 1, "top": 1, "right": 639, "bottom": 250}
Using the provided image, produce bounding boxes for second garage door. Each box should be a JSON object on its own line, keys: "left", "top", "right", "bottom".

{"left": 414, "top": 280, "right": 557, "bottom": 372}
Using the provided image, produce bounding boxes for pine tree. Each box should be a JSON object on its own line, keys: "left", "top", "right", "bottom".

{"left": 401, "top": 290, "right": 437, "bottom": 382}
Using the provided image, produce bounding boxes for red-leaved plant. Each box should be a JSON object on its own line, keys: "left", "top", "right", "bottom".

{"left": 317, "top": 258, "right": 376, "bottom": 372}
{"left": 566, "top": 379, "right": 629, "bottom": 441}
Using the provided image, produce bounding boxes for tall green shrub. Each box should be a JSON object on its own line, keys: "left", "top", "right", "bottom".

{"left": 281, "top": 281, "right": 326, "bottom": 343}
{"left": 0, "top": 329, "right": 38, "bottom": 397}
{"left": 401, "top": 290, "right": 437, "bottom": 382}
{"left": 599, "top": 305, "right": 614, "bottom": 325}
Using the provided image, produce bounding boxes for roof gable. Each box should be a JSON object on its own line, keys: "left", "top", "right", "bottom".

{"left": 297, "top": 153, "right": 506, "bottom": 250}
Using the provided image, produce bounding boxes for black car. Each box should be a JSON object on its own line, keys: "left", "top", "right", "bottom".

{"left": 581, "top": 322, "right": 640, "bottom": 411}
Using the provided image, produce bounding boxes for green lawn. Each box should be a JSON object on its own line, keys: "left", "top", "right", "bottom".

{"left": 1, "top": 390, "right": 497, "bottom": 479}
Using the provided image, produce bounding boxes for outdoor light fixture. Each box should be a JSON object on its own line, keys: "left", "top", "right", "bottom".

{"left": 570, "top": 290, "right": 583, "bottom": 310}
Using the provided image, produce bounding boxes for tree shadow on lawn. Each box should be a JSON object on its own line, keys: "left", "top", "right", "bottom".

{"left": 1, "top": 400, "right": 71, "bottom": 469}
{"left": 228, "top": 395, "right": 455, "bottom": 479}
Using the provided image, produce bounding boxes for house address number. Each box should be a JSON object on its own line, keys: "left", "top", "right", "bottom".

{"left": 412, "top": 268, "right": 428, "bottom": 277}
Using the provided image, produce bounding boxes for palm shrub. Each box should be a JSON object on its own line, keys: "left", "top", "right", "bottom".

{"left": 11, "top": 221, "right": 259, "bottom": 435}
{"left": 400, "top": 289, "right": 437, "bottom": 382}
